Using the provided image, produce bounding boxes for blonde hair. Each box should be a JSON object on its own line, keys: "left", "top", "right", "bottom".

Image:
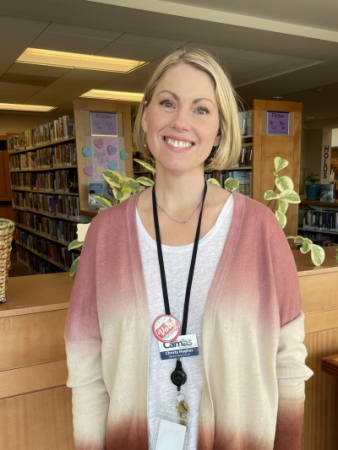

{"left": 133, "top": 48, "right": 242, "bottom": 171}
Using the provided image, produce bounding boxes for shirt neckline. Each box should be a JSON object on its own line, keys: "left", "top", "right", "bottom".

{"left": 136, "top": 192, "right": 234, "bottom": 252}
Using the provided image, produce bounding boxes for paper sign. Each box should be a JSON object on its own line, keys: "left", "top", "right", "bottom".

{"left": 91, "top": 137, "right": 119, "bottom": 181}
{"left": 155, "top": 419, "right": 186, "bottom": 450}
{"left": 267, "top": 111, "right": 289, "bottom": 135}
{"left": 90, "top": 112, "right": 117, "bottom": 136}
{"left": 88, "top": 183, "right": 103, "bottom": 205}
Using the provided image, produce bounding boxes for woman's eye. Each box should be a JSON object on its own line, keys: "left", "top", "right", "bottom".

{"left": 160, "top": 99, "right": 174, "bottom": 108}
{"left": 196, "top": 107, "right": 209, "bottom": 115}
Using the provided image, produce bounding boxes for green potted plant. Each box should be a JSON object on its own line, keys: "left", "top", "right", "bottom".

{"left": 304, "top": 172, "right": 320, "bottom": 201}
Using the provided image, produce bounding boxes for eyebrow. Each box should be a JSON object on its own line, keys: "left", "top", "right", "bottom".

{"left": 157, "top": 90, "right": 215, "bottom": 107}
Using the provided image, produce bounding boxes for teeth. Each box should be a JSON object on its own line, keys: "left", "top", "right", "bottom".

{"left": 166, "top": 138, "right": 193, "bottom": 148}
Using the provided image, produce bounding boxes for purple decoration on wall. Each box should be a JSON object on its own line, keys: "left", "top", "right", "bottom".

{"left": 267, "top": 111, "right": 289, "bottom": 136}
{"left": 90, "top": 112, "right": 117, "bottom": 136}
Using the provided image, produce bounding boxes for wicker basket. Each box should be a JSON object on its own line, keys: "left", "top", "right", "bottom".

{"left": 0, "top": 219, "right": 15, "bottom": 303}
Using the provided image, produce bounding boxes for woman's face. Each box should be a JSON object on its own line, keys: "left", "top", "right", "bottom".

{"left": 142, "top": 63, "right": 220, "bottom": 174}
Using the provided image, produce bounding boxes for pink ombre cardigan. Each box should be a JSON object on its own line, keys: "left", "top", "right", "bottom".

{"left": 64, "top": 191, "right": 313, "bottom": 450}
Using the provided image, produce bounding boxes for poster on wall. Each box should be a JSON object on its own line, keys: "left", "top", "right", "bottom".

{"left": 91, "top": 137, "right": 119, "bottom": 181}
{"left": 266, "top": 111, "right": 289, "bottom": 135}
{"left": 90, "top": 112, "right": 117, "bottom": 136}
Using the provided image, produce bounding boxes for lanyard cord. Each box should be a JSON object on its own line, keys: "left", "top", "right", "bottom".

{"left": 152, "top": 180, "right": 207, "bottom": 335}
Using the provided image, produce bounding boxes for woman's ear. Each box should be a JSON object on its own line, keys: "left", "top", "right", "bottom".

{"left": 141, "top": 101, "right": 148, "bottom": 133}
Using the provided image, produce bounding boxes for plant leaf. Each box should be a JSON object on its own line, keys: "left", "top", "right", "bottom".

{"left": 135, "top": 176, "right": 155, "bottom": 186}
{"left": 274, "top": 157, "right": 289, "bottom": 173}
{"left": 68, "top": 239, "right": 83, "bottom": 251}
{"left": 300, "top": 238, "right": 312, "bottom": 254}
{"left": 113, "top": 188, "right": 131, "bottom": 202}
{"left": 134, "top": 158, "right": 156, "bottom": 174}
{"left": 275, "top": 176, "right": 294, "bottom": 191}
{"left": 294, "top": 235, "right": 305, "bottom": 245}
{"left": 310, "top": 244, "right": 325, "bottom": 266}
{"left": 278, "top": 189, "right": 301, "bottom": 204}
{"left": 121, "top": 186, "right": 133, "bottom": 194}
{"left": 122, "top": 177, "right": 141, "bottom": 191}
{"left": 224, "top": 177, "right": 239, "bottom": 191}
{"left": 264, "top": 190, "right": 279, "bottom": 201}
{"left": 208, "top": 178, "right": 220, "bottom": 187}
{"left": 92, "top": 195, "right": 113, "bottom": 209}
{"left": 278, "top": 199, "right": 289, "bottom": 214}
{"left": 275, "top": 210, "right": 287, "bottom": 229}
{"left": 70, "top": 256, "right": 80, "bottom": 277}
{"left": 77, "top": 223, "right": 91, "bottom": 241}
{"left": 102, "top": 170, "right": 123, "bottom": 188}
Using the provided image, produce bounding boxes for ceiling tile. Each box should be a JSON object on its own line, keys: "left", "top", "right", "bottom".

{"left": 116, "top": 33, "right": 187, "bottom": 49}
{"left": 30, "top": 32, "right": 113, "bottom": 55}
{"left": 183, "top": 42, "right": 243, "bottom": 60}
{"left": 0, "top": 16, "right": 48, "bottom": 31}
{"left": 0, "top": 82, "right": 44, "bottom": 103}
{"left": 0, "top": 73, "right": 57, "bottom": 87}
{"left": 45, "top": 23, "right": 123, "bottom": 41}
{"left": 6, "top": 62, "right": 70, "bottom": 77}
{"left": 97, "top": 41, "right": 172, "bottom": 61}
{"left": 223, "top": 56, "right": 274, "bottom": 74}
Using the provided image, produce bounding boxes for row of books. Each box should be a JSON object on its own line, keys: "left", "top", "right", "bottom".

{"left": 11, "top": 169, "right": 79, "bottom": 193}
{"left": 16, "top": 230, "right": 80, "bottom": 270}
{"left": 301, "top": 210, "right": 338, "bottom": 232}
{"left": 7, "top": 116, "right": 74, "bottom": 151}
{"left": 205, "top": 170, "right": 252, "bottom": 196}
{"left": 13, "top": 192, "right": 80, "bottom": 220}
{"left": 14, "top": 209, "right": 78, "bottom": 245}
{"left": 10, "top": 143, "right": 77, "bottom": 170}
{"left": 237, "top": 145, "right": 252, "bottom": 167}
{"left": 17, "top": 246, "right": 62, "bottom": 274}
{"left": 238, "top": 111, "right": 253, "bottom": 136}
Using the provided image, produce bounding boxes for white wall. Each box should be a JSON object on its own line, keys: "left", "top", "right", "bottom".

{"left": 0, "top": 112, "right": 60, "bottom": 136}
{"left": 332, "top": 128, "right": 338, "bottom": 147}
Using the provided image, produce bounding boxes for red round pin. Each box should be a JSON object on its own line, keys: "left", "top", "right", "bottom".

{"left": 152, "top": 314, "right": 181, "bottom": 343}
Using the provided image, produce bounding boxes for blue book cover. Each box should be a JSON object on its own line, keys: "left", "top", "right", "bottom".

{"left": 88, "top": 183, "right": 103, "bottom": 205}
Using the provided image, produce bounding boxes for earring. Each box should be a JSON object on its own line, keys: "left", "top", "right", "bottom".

{"left": 143, "top": 133, "right": 147, "bottom": 148}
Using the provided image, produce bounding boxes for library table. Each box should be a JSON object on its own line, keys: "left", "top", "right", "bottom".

{"left": 1, "top": 248, "right": 338, "bottom": 450}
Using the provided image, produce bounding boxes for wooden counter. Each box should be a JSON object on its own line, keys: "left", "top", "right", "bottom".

{"left": 0, "top": 273, "right": 74, "bottom": 450}
{"left": 295, "top": 247, "right": 338, "bottom": 450}
{"left": 1, "top": 251, "right": 338, "bottom": 450}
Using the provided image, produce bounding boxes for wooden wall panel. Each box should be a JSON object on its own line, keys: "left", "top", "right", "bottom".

{"left": 302, "top": 328, "right": 338, "bottom": 450}
{"left": 0, "top": 386, "right": 74, "bottom": 450}
{"left": 300, "top": 272, "right": 338, "bottom": 314}
{"left": 0, "top": 309, "right": 67, "bottom": 371}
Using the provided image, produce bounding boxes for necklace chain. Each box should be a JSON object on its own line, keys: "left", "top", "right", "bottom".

{"left": 156, "top": 199, "right": 203, "bottom": 224}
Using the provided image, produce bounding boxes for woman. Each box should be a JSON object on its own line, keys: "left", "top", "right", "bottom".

{"left": 64, "top": 49, "right": 313, "bottom": 450}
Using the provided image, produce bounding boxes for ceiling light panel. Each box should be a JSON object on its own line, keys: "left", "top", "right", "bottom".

{"left": 81, "top": 89, "right": 143, "bottom": 102}
{"left": 16, "top": 48, "right": 147, "bottom": 73}
{"left": 0, "top": 103, "right": 56, "bottom": 112}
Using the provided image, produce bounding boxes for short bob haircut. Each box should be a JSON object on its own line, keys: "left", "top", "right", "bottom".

{"left": 133, "top": 48, "right": 242, "bottom": 171}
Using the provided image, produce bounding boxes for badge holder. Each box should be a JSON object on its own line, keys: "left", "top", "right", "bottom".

{"left": 151, "top": 392, "right": 191, "bottom": 450}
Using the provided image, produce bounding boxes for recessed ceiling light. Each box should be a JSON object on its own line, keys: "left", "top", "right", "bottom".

{"left": 273, "top": 96, "right": 284, "bottom": 99}
{"left": 0, "top": 103, "right": 56, "bottom": 112}
{"left": 16, "top": 48, "right": 147, "bottom": 73}
{"left": 81, "top": 89, "right": 144, "bottom": 102}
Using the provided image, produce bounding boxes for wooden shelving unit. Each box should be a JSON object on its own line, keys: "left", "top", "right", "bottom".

{"left": 9, "top": 131, "right": 80, "bottom": 274}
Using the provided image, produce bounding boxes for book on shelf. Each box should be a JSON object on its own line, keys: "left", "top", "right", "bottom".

{"left": 15, "top": 228, "right": 80, "bottom": 270}
{"left": 204, "top": 170, "right": 251, "bottom": 196}
{"left": 10, "top": 143, "right": 77, "bottom": 170}
{"left": 320, "top": 184, "right": 336, "bottom": 203}
{"left": 302, "top": 209, "right": 338, "bottom": 232}
{"left": 239, "top": 145, "right": 252, "bottom": 167}
{"left": 11, "top": 168, "right": 78, "bottom": 193}
{"left": 12, "top": 191, "right": 80, "bottom": 220}
{"left": 14, "top": 209, "right": 78, "bottom": 244}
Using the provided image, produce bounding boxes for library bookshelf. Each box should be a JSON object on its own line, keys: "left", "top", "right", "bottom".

{"left": 8, "top": 133, "right": 81, "bottom": 275}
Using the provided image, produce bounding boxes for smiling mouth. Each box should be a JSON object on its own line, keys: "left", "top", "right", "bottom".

{"left": 164, "top": 137, "right": 195, "bottom": 148}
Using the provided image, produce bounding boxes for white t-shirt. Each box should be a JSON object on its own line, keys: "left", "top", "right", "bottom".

{"left": 136, "top": 194, "right": 234, "bottom": 449}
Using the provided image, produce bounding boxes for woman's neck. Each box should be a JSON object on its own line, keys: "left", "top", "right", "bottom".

{"left": 154, "top": 165, "right": 206, "bottom": 213}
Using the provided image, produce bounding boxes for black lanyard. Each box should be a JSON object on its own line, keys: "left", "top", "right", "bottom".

{"left": 152, "top": 180, "right": 207, "bottom": 336}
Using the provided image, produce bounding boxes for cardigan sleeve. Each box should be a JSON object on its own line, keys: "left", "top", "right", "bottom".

{"left": 64, "top": 217, "right": 110, "bottom": 450}
{"left": 267, "top": 213, "right": 314, "bottom": 450}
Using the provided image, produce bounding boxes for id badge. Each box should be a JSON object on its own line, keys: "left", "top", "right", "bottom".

{"left": 158, "top": 334, "right": 199, "bottom": 360}
{"left": 152, "top": 395, "right": 191, "bottom": 450}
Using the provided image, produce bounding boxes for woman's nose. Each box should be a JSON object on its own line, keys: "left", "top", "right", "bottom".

{"left": 170, "top": 107, "right": 191, "bottom": 132}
